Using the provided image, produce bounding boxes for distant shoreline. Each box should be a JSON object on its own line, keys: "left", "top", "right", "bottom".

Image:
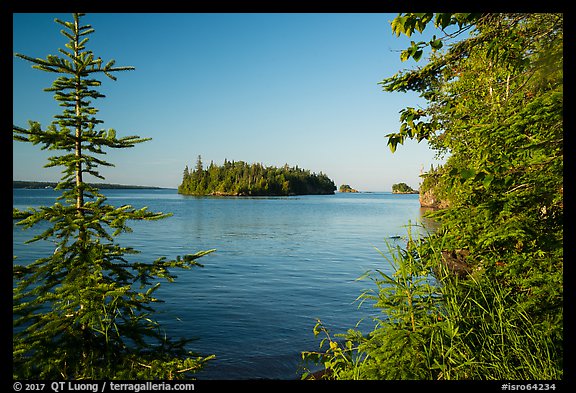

{"left": 13, "top": 180, "right": 167, "bottom": 190}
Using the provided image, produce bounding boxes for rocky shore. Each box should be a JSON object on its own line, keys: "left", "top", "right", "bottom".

{"left": 418, "top": 187, "right": 449, "bottom": 209}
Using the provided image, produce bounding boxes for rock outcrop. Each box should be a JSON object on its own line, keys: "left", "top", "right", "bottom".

{"left": 419, "top": 187, "right": 449, "bottom": 209}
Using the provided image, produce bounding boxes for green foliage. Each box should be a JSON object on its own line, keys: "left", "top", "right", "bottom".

{"left": 13, "top": 13, "right": 215, "bottom": 379}
{"left": 419, "top": 164, "right": 443, "bottom": 194}
{"left": 338, "top": 184, "right": 358, "bottom": 193}
{"left": 382, "top": 12, "right": 563, "bottom": 336}
{"left": 302, "top": 229, "right": 450, "bottom": 380}
{"left": 302, "top": 228, "right": 562, "bottom": 380}
{"left": 390, "top": 13, "right": 480, "bottom": 64}
{"left": 303, "top": 13, "right": 562, "bottom": 380}
{"left": 391, "top": 182, "right": 417, "bottom": 193}
{"left": 178, "top": 157, "right": 336, "bottom": 196}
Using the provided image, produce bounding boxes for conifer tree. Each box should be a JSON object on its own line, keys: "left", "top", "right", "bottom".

{"left": 13, "top": 13, "right": 215, "bottom": 379}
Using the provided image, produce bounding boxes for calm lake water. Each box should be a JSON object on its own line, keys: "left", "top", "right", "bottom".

{"left": 13, "top": 188, "right": 433, "bottom": 380}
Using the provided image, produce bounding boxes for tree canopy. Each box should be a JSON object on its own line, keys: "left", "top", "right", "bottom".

{"left": 391, "top": 182, "right": 417, "bottom": 194}
{"left": 302, "top": 12, "right": 563, "bottom": 380}
{"left": 382, "top": 13, "right": 563, "bottom": 308}
{"left": 178, "top": 156, "right": 336, "bottom": 196}
{"left": 339, "top": 184, "right": 359, "bottom": 193}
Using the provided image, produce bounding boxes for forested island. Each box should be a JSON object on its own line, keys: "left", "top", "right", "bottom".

{"left": 13, "top": 180, "right": 164, "bottom": 189}
{"left": 339, "top": 184, "right": 359, "bottom": 193}
{"left": 391, "top": 182, "right": 418, "bottom": 194}
{"left": 178, "top": 156, "right": 336, "bottom": 196}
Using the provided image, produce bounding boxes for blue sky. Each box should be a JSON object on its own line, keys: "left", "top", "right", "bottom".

{"left": 13, "top": 13, "right": 446, "bottom": 191}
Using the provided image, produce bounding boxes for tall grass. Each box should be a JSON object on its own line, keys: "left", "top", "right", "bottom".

{"left": 301, "top": 225, "right": 562, "bottom": 380}
{"left": 440, "top": 273, "right": 561, "bottom": 379}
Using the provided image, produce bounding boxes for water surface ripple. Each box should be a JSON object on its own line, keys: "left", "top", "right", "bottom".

{"left": 13, "top": 188, "right": 429, "bottom": 379}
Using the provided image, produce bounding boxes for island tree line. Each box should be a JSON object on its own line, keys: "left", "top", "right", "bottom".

{"left": 391, "top": 182, "right": 418, "bottom": 194}
{"left": 178, "top": 156, "right": 336, "bottom": 196}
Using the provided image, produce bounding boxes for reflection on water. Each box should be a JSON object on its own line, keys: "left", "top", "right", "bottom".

{"left": 419, "top": 206, "right": 442, "bottom": 234}
{"left": 13, "top": 188, "right": 430, "bottom": 379}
